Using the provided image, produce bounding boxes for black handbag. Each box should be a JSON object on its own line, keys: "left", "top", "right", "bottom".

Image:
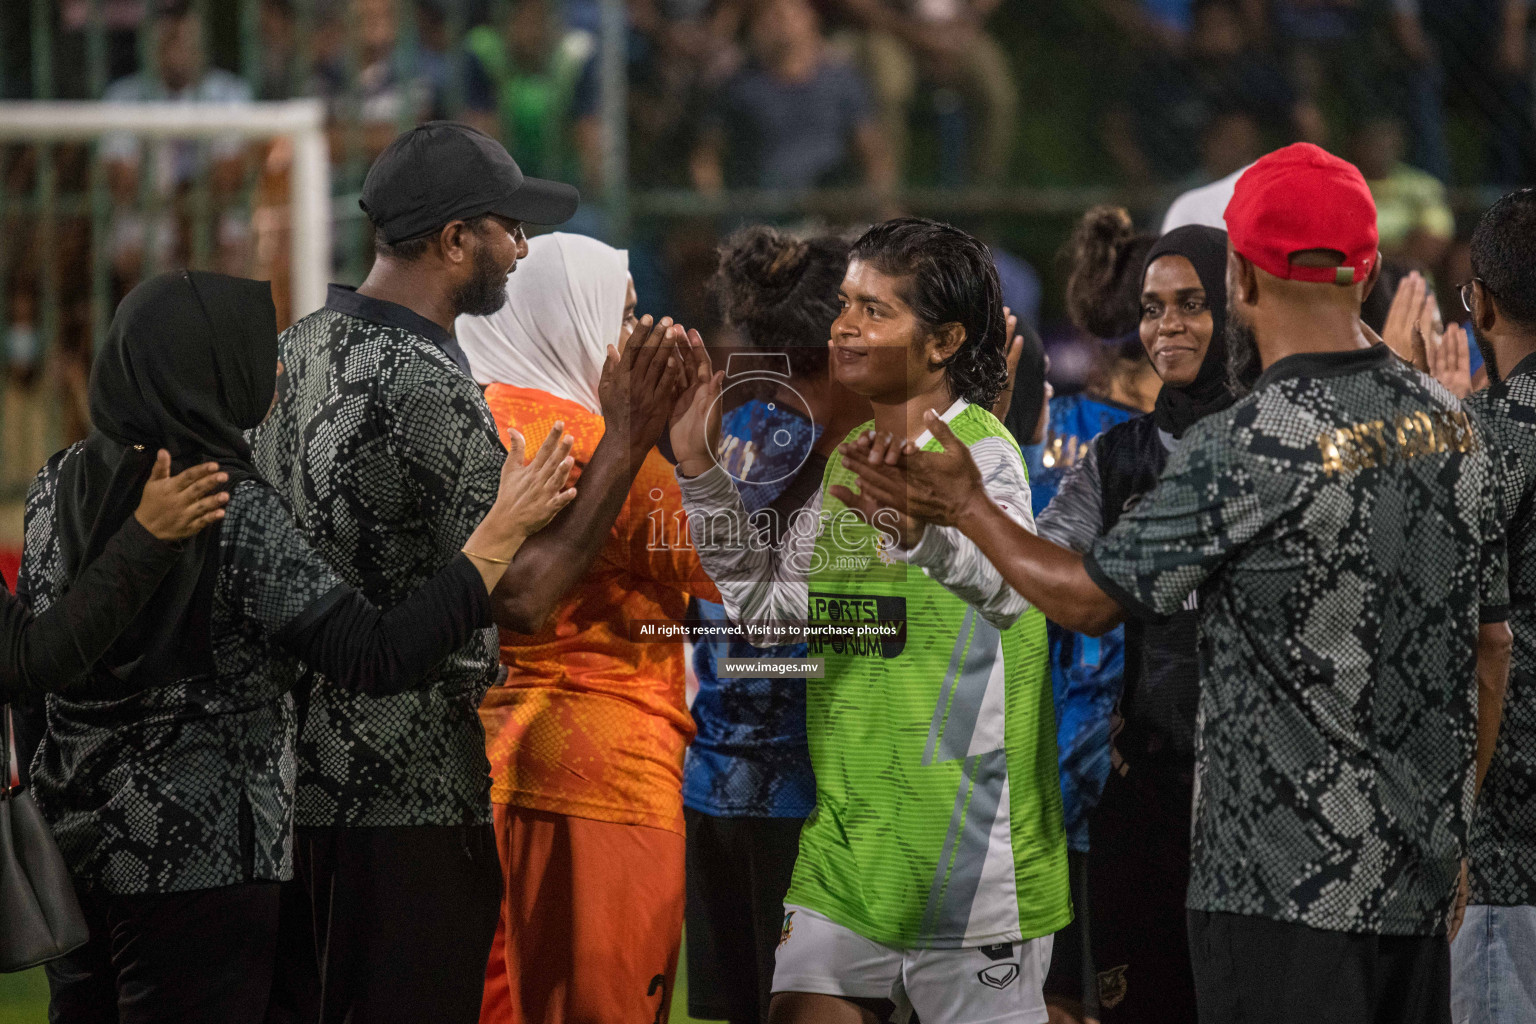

{"left": 0, "top": 704, "right": 89, "bottom": 972}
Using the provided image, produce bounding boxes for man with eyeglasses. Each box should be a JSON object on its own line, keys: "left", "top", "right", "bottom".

{"left": 1452, "top": 187, "right": 1536, "bottom": 1024}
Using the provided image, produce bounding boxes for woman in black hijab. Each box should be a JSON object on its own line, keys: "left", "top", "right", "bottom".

{"left": 1018, "top": 225, "right": 1234, "bottom": 1024}
{"left": 18, "top": 271, "right": 574, "bottom": 1024}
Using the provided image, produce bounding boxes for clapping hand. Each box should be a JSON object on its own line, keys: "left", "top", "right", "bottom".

{"left": 830, "top": 410, "right": 990, "bottom": 547}
{"left": 1427, "top": 322, "right": 1473, "bottom": 399}
{"left": 598, "top": 314, "right": 688, "bottom": 462}
{"left": 830, "top": 430, "right": 924, "bottom": 548}
{"left": 1380, "top": 271, "right": 1438, "bottom": 371}
{"left": 496, "top": 423, "right": 578, "bottom": 536}
{"left": 461, "top": 423, "right": 578, "bottom": 589}
{"left": 670, "top": 330, "right": 725, "bottom": 478}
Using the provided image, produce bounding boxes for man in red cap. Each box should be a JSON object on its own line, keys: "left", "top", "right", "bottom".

{"left": 834, "top": 143, "right": 1513, "bottom": 1022}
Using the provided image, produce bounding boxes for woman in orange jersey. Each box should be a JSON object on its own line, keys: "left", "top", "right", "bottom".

{"left": 456, "top": 231, "right": 719, "bottom": 1024}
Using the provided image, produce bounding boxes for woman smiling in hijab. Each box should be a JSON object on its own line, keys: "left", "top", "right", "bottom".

{"left": 19, "top": 270, "right": 576, "bottom": 1024}
{"left": 456, "top": 232, "right": 718, "bottom": 1024}
{"left": 1029, "top": 224, "right": 1230, "bottom": 1024}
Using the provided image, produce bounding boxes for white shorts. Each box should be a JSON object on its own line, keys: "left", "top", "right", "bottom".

{"left": 772, "top": 904, "right": 1053, "bottom": 1024}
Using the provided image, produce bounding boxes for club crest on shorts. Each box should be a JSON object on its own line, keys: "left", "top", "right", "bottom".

{"left": 778, "top": 911, "right": 795, "bottom": 948}
{"left": 976, "top": 962, "right": 1019, "bottom": 989}
{"left": 1098, "top": 964, "right": 1128, "bottom": 1008}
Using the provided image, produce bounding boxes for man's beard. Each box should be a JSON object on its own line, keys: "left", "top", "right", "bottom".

{"left": 1225, "top": 299, "right": 1262, "bottom": 396}
{"left": 454, "top": 244, "right": 511, "bottom": 317}
{"left": 1473, "top": 325, "right": 1501, "bottom": 385}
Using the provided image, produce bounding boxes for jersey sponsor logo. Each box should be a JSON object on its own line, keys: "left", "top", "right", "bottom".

{"left": 1316, "top": 409, "right": 1477, "bottom": 476}
{"left": 1098, "top": 964, "right": 1128, "bottom": 1009}
{"left": 805, "top": 592, "right": 907, "bottom": 658}
{"left": 778, "top": 911, "right": 795, "bottom": 948}
{"left": 977, "top": 962, "right": 1020, "bottom": 989}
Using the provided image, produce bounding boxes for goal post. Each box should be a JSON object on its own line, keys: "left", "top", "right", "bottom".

{"left": 0, "top": 98, "right": 332, "bottom": 318}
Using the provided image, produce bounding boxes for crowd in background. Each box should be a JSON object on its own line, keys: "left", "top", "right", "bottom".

{"left": 0, "top": 0, "right": 1531, "bottom": 484}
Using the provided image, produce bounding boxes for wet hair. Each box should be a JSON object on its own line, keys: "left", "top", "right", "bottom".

{"left": 1470, "top": 187, "right": 1536, "bottom": 330}
{"left": 848, "top": 217, "right": 1008, "bottom": 408}
{"left": 373, "top": 212, "right": 494, "bottom": 262}
{"left": 712, "top": 226, "right": 850, "bottom": 377}
{"left": 1063, "top": 206, "right": 1156, "bottom": 340}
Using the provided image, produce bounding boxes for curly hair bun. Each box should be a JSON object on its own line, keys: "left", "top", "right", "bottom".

{"left": 714, "top": 226, "right": 813, "bottom": 324}
{"left": 1064, "top": 205, "right": 1154, "bottom": 340}
{"left": 711, "top": 227, "right": 851, "bottom": 375}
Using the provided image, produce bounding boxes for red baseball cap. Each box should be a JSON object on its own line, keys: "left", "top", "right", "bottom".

{"left": 1224, "top": 143, "right": 1378, "bottom": 286}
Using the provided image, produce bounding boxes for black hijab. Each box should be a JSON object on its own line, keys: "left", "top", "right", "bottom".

{"left": 1145, "top": 225, "right": 1235, "bottom": 438}
{"left": 54, "top": 271, "right": 278, "bottom": 690}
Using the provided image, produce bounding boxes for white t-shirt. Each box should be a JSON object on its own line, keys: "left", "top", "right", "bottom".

{"left": 1160, "top": 165, "right": 1250, "bottom": 234}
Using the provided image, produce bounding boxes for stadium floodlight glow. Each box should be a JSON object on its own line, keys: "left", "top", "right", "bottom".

{"left": 0, "top": 99, "right": 332, "bottom": 319}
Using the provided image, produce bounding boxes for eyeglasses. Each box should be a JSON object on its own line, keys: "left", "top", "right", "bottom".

{"left": 1460, "top": 279, "right": 1485, "bottom": 313}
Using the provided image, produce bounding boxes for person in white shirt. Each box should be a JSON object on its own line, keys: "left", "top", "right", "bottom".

{"left": 1159, "top": 163, "right": 1248, "bottom": 234}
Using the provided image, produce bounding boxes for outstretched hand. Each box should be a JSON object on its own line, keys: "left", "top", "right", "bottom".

{"left": 1427, "top": 321, "right": 1473, "bottom": 399}
{"left": 830, "top": 430, "right": 923, "bottom": 548}
{"left": 670, "top": 330, "right": 725, "bottom": 477}
{"left": 497, "top": 422, "right": 578, "bottom": 536}
{"left": 133, "top": 450, "right": 230, "bottom": 540}
{"left": 837, "top": 411, "right": 987, "bottom": 529}
{"left": 1381, "top": 271, "right": 1438, "bottom": 371}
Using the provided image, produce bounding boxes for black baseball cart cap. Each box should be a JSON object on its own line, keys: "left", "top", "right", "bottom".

{"left": 360, "top": 121, "right": 580, "bottom": 243}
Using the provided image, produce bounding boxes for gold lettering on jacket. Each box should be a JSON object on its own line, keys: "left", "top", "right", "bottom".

{"left": 1318, "top": 409, "right": 1476, "bottom": 476}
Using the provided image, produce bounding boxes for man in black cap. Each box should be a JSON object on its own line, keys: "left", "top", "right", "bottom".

{"left": 253, "top": 122, "right": 687, "bottom": 1024}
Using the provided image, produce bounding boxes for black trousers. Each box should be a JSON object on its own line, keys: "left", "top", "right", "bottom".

{"left": 45, "top": 881, "right": 280, "bottom": 1024}
{"left": 1088, "top": 753, "right": 1197, "bottom": 1023}
{"left": 684, "top": 808, "right": 805, "bottom": 1024}
{"left": 1042, "top": 850, "right": 1098, "bottom": 1018}
{"left": 264, "top": 823, "right": 501, "bottom": 1024}
{"left": 1188, "top": 910, "right": 1451, "bottom": 1024}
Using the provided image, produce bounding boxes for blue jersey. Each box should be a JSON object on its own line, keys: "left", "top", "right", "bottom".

{"left": 1024, "top": 392, "right": 1141, "bottom": 851}
{"left": 684, "top": 398, "right": 819, "bottom": 818}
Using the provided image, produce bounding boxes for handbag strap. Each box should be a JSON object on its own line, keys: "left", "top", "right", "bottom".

{"left": 2, "top": 704, "right": 13, "bottom": 800}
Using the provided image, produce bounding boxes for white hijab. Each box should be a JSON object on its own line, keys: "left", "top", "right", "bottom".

{"left": 456, "top": 232, "right": 629, "bottom": 414}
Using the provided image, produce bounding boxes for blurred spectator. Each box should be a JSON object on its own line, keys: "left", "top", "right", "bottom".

{"left": 1350, "top": 115, "right": 1453, "bottom": 269}
{"left": 1105, "top": 0, "right": 1315, "bottom": 183}
{"left": 834, "top": 0, "right": 1018, "bottom": 184}
{"left": 462, "top": 0, "right": 599, "bottom": 188}
{"left": 1394, "top": 0, "right": 1533, "bottom": 184}
{"left": 1197, "top": 108, "right": 1266, "bottom": 182}
{"left": 54, "top": 0, "right": 145, "bottom": 98}
{"left": 1265, "top": 0, "right": 1381, "bottom": 145}
{"left": 992, "top": 245, "right": 1044, "bottom": 334}
{"left": 690, "top": 0, "right": 896, "bottom": 196}
{"left": 313, "top": 0, "right": 448, "bottom": 168}
{"left": 257, "top": 0, "right": 300, "bottom": 101}
{"left": 100, "top": 2, "right": 254, "bottom": 285}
